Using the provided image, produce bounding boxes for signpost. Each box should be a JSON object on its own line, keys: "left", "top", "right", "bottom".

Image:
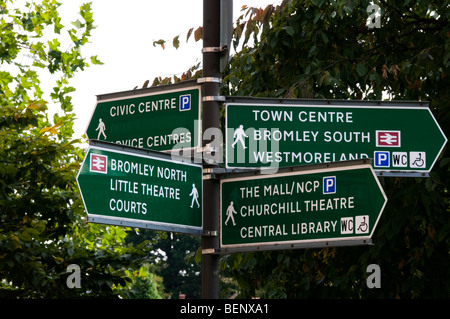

{"left": 73, "top": 0, "right": 450, "bottom": 300}
{"left": 225, "top": 98, "right": 447, "bottom": 176}
{"left": 77, "top": 141, "right": 203, "bottom": 235}
{"left": 219, "top": 160, "right": 387, "bottom": 252}
{"left": 86, "top": 80, "right": 201, "bottom": 152}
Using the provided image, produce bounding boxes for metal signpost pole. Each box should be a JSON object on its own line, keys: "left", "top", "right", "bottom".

{"left": 201, "top": 0, "right": 221, "bottom": 299}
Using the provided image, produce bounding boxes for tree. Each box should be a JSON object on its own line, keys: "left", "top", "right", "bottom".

{"left": 0, "top": 0, "right": 149, "bottom": 298}
{"left": 128, "top": 264, "right": 165, "bottom": 299}
{"left": 126, "top": 229, "right": 202, "bottom": 299}
{"left": 222, "top": 0, "right": 449, "bottom": 298}
{"left": 155, "top": 232, "right": 201, "bottom": 299}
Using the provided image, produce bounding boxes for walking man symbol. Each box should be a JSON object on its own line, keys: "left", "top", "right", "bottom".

{"left": 189, "top": 184, "right": 200, "bottom": 208}
{"left": 225, "top": 201, "right": 238, "bottom": 226}
{"left": 232, "top": 125, "right": 248, "bottom": 149}
{"left": 96, "top": 118, "right": 107, "bottom": 140}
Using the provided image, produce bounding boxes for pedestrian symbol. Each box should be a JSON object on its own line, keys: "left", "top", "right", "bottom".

{"left": 225, "top": 201, "right": 238, "bottom": 226}
{"left": 189, "top": 183, "right": 200, "bottom": 208}
{"left": 231, "top": 125, "right": 248, "bottom": 149}
{"left": 96, "top": 118, "right": 107, "bottom": 140}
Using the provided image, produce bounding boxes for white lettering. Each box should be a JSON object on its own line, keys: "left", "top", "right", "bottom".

{"left": 109, "top": 198, "right": 147, "bottom": 214}
{"left": 298, "top": 111, "right": 353, "bottom": 123}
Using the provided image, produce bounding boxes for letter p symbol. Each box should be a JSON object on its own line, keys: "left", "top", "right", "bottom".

{"left": 180, "top": 94, "right": 191, "bottom": 111}
{"left": 323, "top": 176, "right": 336, "bottom": 194}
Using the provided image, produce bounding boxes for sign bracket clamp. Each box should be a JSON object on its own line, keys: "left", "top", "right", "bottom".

{"left": 201, "top": 45, "right": 229, "bottom": 55}
{"left": 203, "top": 230, "right": 219, "bottom": 237}
{"left": 197, "top": 77, "right": 222, "bottom": 84}
{"left": 202, "top": 95, "right": 226, "bottom": 102}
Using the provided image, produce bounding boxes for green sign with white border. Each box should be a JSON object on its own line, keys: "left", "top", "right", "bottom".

{"left": 77, "top": 142, "right": 203, "bottom": 235}
{"left": 86, "top": 80, "right": 201, "bottom": 152}
{"left": 220, "top": 160, "right": 387, "bottom": 250}
{"left": 225, "top": 98, "right": 447, "bottom": 176}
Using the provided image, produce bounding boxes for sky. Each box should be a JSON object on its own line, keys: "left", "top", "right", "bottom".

{"left": 53, "top": 0, "right": 282, "bottom": 140}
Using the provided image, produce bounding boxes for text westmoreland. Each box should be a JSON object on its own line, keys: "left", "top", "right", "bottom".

{"left": 251, "top": 150, "right": 369, "bottom": 165}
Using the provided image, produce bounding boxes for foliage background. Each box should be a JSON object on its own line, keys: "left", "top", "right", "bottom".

{"left": 1, "top": 0, "right": 448, "bottom": 299}
{"left": 0, "top": 0, "right": 155, "bottom": 298}
{"left": 219, "top": 0, "right": 449, "bottom": 298}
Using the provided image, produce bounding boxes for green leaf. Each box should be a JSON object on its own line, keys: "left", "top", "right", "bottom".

{"left": 20, "top": 76, "right": 33, "bottom": 89}
{"left": 27, "top": 100, "right": 47, "bottom": 111}
{"left": 311, "top": 0, "right": 325, "bottom": 7}
{"left": 186, "top": 27, "right": 194, "bottom": 42}
{"left": 305, "top": 65, "right": 311, "bottom": 75}
{"left": 18, "top": 230, "right": 32, "bottom": 241}
{"left": 356, "top": 63, "right": 367, "bottom": 76}
{"left": 194, "top": 246, "right": 202, "bottom": 264}
{"left": 90, "top": 55, "right": 104, "bottom": 65}
{"left": 80, "top": 3, "right": 94, "bottom": 24}
{"left": 173, "top": 35, "right": 180, "bottom": 49}
{"left": 284, "top": 26, "right": 294, "bottom": 36}
{"left": 308, "top": 44, "right": 316, "bottom": 58}
{"left": 152, "top": 39, "right": 166, "bottom": 49}
{"left": 0, "top": 71, "right": 14, "bottom": 86}
{"left": 72, "top": 19, "right": 84, "bottom": 29}
{"left": 314, "top": 12, "right": 322, "bottom": 24}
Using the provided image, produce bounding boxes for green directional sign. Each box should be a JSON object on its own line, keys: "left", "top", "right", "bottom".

{"left": 220, "top": 160, "right": 387, "bottom": 251}
{"left": 86, "top": 80, "right": 201, "bottom": 152}
{"left": 225, "top": 99, "right": 447, "bottom": 176}
{"left": 77, "top": 142, "right": 203, "bottom": 235}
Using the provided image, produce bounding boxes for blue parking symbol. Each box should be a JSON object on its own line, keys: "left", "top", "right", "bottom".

{"left": 179, "top": 94, "right": 191, "bottom": 111}
{"left": 374, "top": 151, "right": 390, "bottom": 167}
{"left": 323, "top": 176, "right": 336, "bottom": 194}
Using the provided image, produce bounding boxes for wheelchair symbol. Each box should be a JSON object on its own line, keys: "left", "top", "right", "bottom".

{"left": 411, "top": 152, "right": 425, "bottom": 168}
{"left": 358, "top": 217, "right": 368, "bottom": 232}
{"left": 356, "top": 215, "right": 369, "bottom": 234}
